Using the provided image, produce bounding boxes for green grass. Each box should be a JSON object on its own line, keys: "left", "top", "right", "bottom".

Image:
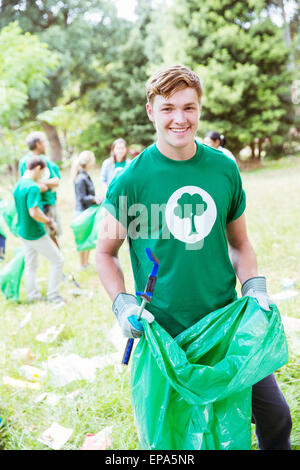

{"left": 0, "top": 156, "right": 300, "bottom": 450}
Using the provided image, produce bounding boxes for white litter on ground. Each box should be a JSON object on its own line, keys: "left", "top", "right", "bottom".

{"left": 19, "top": 365, "right": 47, "bottom": 382}
{"left": 44, "top": 352, "right": 120, "bottom": 387}
{"left": 38, "top": 422, "right": 73, "bottom": 450}
{"left": 35, "top": 324, "right": 65, "bottom": 343}
{"left": 80, "top": 426, "right": 113, "bottom": 450}
{"left": 34, "top": 392, "right": 61, "bottom": 406}
{"left": 19, "top": 311, "right": 32, "bottom": 328}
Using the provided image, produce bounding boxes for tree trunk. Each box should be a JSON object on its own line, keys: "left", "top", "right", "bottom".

{"left": 40, "top": 121, "right": 62, "bottom": 162}
{"left": 257, "top": 138, "right": 262, "bottom": 160}
{"left": 250, "top": 142, "right": 256, "bottom": 159}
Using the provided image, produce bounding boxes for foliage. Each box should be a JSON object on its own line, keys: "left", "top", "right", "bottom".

{"left": 37, "top": 103, "right": 98, "bottom": 159}
{"left": 0, "top": 0, "right": 157, "bottom": 159}
{"left": 0, "top": 22, "right": 58, "bottom": 128}
{"left": 0, "top": 1, "right": 127, "bottom": 162}
{"left": 0, "top": 1, "right": 119, "bottom": 115}
{"left": 83, "top": 0, "right": 156, "bottom": 154}
{"left": 0, "top": 125, "right": 31, "bottom": 169}
{"left": 0, "top": 0, "right": 298, "bottom": 162}
{"left": 158, "top": 0, "right": 295, "bottom": 157}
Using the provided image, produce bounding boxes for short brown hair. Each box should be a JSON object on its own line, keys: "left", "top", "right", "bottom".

{"left": 146, "top": 65, "right": 202, "bottom": 104}
{"left": 26, "top": 131, "right": 46, "bottom": 150}
{"left": 26, "top": 156, "right": 46, "bottom": 170}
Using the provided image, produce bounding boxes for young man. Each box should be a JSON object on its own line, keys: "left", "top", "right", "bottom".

{"left": 95, "top": 65, "right": 292, "bottom": 450}
{"left": 13, "top": 156, "right": 65, "bottom": 306}
{"left": 19, "top": 132, "right": 62, "bottom": 244}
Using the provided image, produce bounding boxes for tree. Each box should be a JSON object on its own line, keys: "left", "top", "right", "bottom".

{"left": 0, "top": 22, "right": 58, "bottom": 169}
{"left": 174, "top": 193, "right": 207, "bottom": 236}
{"left": 83, "top": 0, "right": 156, "bottom": 156}
{"left": 0, "top": 0, "right": 122, "bottom": 161}
{"left": 264, "top": 0, "right": 300, "bottom": 152}
{"left": 0, "top": 22, "right": 57, "bottom": 129}
{"left": 169, "top": 0, "right": 295, "bottom": 158}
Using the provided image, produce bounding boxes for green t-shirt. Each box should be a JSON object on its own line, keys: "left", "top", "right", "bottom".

{"left": 18, "top": 153, "right": 60, "bottom": 206}
{"left": 13, "top": 178, "right": 46, "bottom": 240}
{"left": 104, "top": 142, "right": 246, "bottom": 338}
{"left": 112, "top": 160, "right": 130, "bottom": 182}
{"left": 114, "top": 161, "right": 127, "bottom": 169}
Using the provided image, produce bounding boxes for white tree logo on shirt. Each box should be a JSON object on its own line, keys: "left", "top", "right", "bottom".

{"left": 165, "top": 186, "right": 217, "bottom": 245}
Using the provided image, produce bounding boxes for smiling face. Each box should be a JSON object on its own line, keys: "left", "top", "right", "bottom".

{"left": 113, "top": 141, "right": 127, "bottom": 162}
{"left": 146, "top": 86, "right": 201, "bottom": 161}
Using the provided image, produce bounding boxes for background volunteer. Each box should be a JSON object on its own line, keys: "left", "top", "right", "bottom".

{"left": 19, "top": 131, "right": 62, "bottom": 242}
{"left": 100, "top": 138, "right": 131, "bottom": 195}
{"left": 13, "top": 156, "right": 64, "bottom": 305}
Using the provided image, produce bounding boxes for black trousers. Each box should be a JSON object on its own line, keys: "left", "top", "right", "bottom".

{"left": 252, "top": 373, "right": 292, "bottom": 450}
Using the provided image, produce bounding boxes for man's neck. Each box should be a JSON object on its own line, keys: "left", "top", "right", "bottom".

{"left": 23, "top": 169, "right": 37, "bottom": 181}
{"left": 156, "top": 140, "right": 197, "bottom": 161}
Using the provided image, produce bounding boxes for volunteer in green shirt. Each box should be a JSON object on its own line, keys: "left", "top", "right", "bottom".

{"left": 95, "top": 65, "right": 292, "bottom": 450}
{"left": 100, "top": 138, "right": 131, "bottom": 196}
{"left": 19, "top": 131, "right": 62, "bottom": 242}
{"left": 13, "top": 156, "right": 65, "bottom": 306}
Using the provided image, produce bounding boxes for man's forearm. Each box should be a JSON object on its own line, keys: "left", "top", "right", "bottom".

{"left": 37, "top": 182, "right": 49, "bottom": 193}
{"left": 95, "top": 252, "right": 126, "bottom": 301}
{"left": 29, "top": 207, "right": 51, "bottom": 225}
{"left": 43, "top": 177, "right": 59, "bottom": 188}
{"left": 229, "top": 240, "right": 258, "bottom": 286}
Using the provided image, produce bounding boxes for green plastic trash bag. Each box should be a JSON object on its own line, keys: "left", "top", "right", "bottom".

{"left": 0, "top": 247, "right": 25, "bottom": 301}
{"left": 70, "top": 204, "right": 104, "bottom": 252}
{"left": 1, "top": 201, "right": 18, "bottom": 237}
{"left": 0, "top": 200, "right": 7, "bottom": 239}
{"left": 131, "top": 297, "right": 288, "bottom": 450}
{"left": 0, "top": 218, "right": 6, "bottom": 239}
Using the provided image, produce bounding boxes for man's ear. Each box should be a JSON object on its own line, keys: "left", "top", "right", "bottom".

{"left": 146, "top": 102, "right": 154, "bottom": 122}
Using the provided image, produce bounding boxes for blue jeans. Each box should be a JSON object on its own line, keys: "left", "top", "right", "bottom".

{"left": 252, "top": 374, "right": 292, "bottom": 450}
{"left": 0, "top": 235, "right": 5, "bottom": 259}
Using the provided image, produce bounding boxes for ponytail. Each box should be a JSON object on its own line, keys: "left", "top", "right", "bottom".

{"left": 205, "top": 131, "right": 226, "bottom": 147}
{"left": 219, "top": 134, "right": 226, "bottom": 147}
{"left": 71, "top": 150, "right": 95, "bottom": 183}
{"left": 70, "top": 157, "right": 82, "bottom": 183}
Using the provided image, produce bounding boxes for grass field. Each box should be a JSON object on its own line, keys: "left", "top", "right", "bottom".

{"left": 0, "top": 155, "right": 299, "bottom": 450}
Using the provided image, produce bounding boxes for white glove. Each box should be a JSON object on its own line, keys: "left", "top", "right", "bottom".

{"left": 241, "top": 276, "right": 274, "bottom": 311}
{"left": 112, "top": 293, "right": 155, "bottom": 338}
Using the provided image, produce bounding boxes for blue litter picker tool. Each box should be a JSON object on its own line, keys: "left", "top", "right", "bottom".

{"left": 121, "top": 248, "right": 160, "bottom": 366}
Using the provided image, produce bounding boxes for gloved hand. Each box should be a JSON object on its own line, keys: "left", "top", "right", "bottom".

{"left": 241, "top": 276, "right": 274, "bottom": 311}
{"left": 112, "top": 293, "right": 155, "bottom": 338}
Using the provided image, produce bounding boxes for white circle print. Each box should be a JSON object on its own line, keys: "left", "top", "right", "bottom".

{"left": 165, "top": 186, "right": 217, "bottom": 244}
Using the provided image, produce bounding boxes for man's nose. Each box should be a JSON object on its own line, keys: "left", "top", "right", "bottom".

{"left": 173, "top": 109, "right": 186, "bottom": 124}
